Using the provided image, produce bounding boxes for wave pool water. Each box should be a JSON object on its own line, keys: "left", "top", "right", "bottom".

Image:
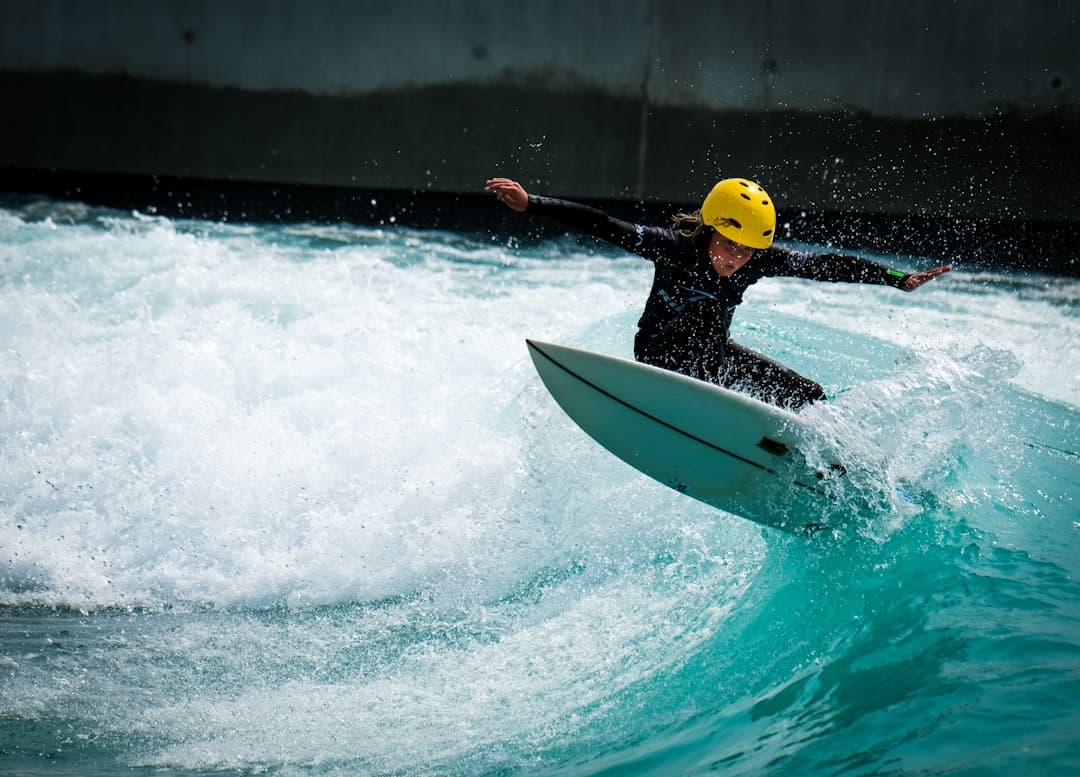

{"left": 1, "top": 198, "right": 1078, "bottom": 775}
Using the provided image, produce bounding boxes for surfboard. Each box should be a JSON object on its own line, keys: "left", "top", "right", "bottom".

{"left": 526, "top": 339, "right": 841, "bottom": 533}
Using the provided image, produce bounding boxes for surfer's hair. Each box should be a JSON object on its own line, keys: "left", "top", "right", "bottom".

{"left": 672, "top": 210, "right": 708, "bottom": 238}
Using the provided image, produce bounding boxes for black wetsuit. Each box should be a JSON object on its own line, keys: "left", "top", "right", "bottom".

{"left": 528, "top": 194, "right": 910, "bottom": 410}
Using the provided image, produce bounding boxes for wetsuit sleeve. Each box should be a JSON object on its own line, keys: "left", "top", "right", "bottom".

{"left": 526, "top": 194, "right": 679, "bottom": 262}
{"left": 765, "top": 247, "right": 909, "bottom": 288}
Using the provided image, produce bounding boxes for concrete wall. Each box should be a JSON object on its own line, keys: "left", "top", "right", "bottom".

{"left": 2, "top": 0, "right": 1078, "bottom": 226}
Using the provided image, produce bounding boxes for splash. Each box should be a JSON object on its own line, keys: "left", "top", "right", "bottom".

{"left": 2, "top": 200, "right": 1078, "bottom": 776}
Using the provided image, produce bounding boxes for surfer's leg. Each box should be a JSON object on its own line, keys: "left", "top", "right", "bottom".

{"left": 636, "top": 337, "right": 718, "bottom": 384}
{"left": 722, "top": 341, "right": 827, "bottom": 410}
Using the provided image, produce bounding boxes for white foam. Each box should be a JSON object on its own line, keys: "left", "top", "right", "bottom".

{"left": 4, "top": 204, "right": 1076, "bottom": 774}
{"left": 744, "top": 268, "right": 1080, "bottom": 406}
{"left": 0, "top": 207, "right": 654, "bottom": 609}
{"left": 3, "top": 207, "right": 1076, "bottom": 608}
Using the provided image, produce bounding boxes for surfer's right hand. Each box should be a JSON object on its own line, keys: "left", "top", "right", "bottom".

{"left": 485, "top": 178, "right": 529, "bottom": 212}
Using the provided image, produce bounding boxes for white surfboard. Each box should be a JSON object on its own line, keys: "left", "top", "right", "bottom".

{"left": 526, "top": 339, "right": 841, "bottom": 533}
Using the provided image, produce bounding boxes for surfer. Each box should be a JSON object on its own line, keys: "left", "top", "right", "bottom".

{"left": 485, "top": 176, "right": 951, "bottom": 410}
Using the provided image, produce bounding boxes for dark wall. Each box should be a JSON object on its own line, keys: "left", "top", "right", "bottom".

{"left": 2, "top": 1, "right": 1077, "bottom": 267}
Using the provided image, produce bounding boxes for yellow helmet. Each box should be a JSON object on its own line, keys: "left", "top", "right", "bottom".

{"left": 700, "top": 178, "right": 776, "bottom": 249}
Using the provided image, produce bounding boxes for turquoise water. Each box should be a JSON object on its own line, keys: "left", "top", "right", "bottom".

{"left": 1, "top": 198, "right": 1078, "bottom": 776}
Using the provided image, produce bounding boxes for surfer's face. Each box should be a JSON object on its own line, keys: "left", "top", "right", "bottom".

{"left": 708, "top": 234, "right": 756, "bottom": 277}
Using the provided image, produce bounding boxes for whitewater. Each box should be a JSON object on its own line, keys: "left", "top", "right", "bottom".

{"left": 1, "top": 196, "right": 1077, "bottom": 775}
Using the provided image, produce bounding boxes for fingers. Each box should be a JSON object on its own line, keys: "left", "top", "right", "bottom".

{"left": 484, "top": 178, "right": 519, "bottom": 196}
{"left": 921, "top": 264, "right": 952, "bottom": 279}
{"left": 484, "top": 178, "right": 513, "bottom": 200}
{"left": 919, "top": 265, "right": 953, "bottom": 283}
{"left": 484, "top": 177, "right": 529, "bottom": 212}
{"left": 901, "top": 264, "right": 953, "bottom": 291}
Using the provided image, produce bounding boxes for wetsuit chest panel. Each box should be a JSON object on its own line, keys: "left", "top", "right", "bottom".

{"left": 640, "top": 246, "right": 761, "bottom": 342}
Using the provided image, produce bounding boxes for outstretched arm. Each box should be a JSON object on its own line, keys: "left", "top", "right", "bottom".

{"left": 483, "top": 176, "right": 679, "bottom": 262}
{"left": 769, "top": 246, "right": 954, "bottom": 292}
{"left": 899, "top": 264, "right": 952, "bottom": 291}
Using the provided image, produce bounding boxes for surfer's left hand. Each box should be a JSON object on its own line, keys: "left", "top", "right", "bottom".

{"left": 901, "top": 264, "right": 953, "bottom": 291}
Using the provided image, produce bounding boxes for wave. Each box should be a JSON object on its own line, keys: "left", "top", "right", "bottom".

{"left": 2, "top": 202, "right": 1078, "bottom": 775}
